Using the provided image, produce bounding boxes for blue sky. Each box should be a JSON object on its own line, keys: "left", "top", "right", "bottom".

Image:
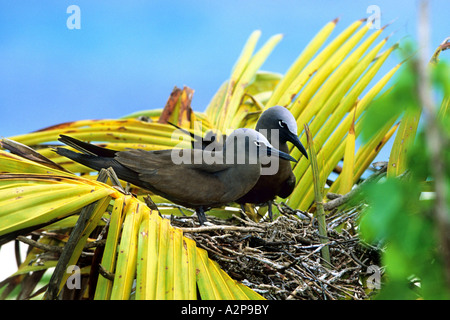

{"left": 0, "top": 1, "right": 448, "bottom": 140}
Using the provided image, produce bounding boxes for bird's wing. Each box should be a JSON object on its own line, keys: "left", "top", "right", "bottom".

{"left": 115, "top": 149, "right": 237, "bottom": 206}
{"left": 116, "top": 149, "right": 234, "bottom": 173}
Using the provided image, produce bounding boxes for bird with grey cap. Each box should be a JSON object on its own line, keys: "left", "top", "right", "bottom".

{"left": 170, "top": 106, "right": 308, "bottom": 221}
{"left": 236, "top": 106, "right": 308, "bottom": 221}
{"left": 55, "top": 128, "right": 297, "bottom": 225}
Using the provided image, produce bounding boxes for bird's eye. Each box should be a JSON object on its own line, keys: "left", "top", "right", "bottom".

{"left": 278, "top": 120, "right": 286, "bottom": 128}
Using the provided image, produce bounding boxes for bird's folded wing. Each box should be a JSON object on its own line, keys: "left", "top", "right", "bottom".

{"left": 115, "top": 149, "right": 234, "bottom": 206}
{"left": 116, "top": 149, "right": 234, "bottom": 173}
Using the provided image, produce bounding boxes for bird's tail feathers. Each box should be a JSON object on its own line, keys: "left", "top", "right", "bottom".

{"left": 58, "top": 135, "right": 117, "bottom": 157}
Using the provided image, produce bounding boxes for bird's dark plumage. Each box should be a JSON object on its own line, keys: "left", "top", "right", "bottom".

{"left": 172, "top": 106, "right": 308, "bottom": 221}
{"left": 56, "top": 128, "right": 296, "bottom": 224}
{"left": 235, "top": 106, "right": 308, "bottom": 220}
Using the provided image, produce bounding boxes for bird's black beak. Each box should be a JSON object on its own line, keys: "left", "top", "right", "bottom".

{"left": 286, "top": 130, "right": 308, "bottom": 159}
{"left": 267, "top": 146, "right": 298, "bottom": 163}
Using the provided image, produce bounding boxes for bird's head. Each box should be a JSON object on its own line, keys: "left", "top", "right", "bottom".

{"left": 256, "top": 106, "right": 308, "bottom": 159}
{"left": 225, "top": 128, "right": 297, "bottom": 164}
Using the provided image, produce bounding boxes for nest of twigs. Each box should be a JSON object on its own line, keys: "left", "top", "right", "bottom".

{"left": 171, "top": 201, "right": 382, "bottom": 300}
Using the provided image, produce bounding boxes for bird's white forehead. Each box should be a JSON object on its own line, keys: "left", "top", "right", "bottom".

{"left": 271, "top": 106, "right": 298, "bottom": 134}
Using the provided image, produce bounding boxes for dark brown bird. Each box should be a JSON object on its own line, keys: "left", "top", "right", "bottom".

{"left": 55, "top": 128, "right": 297, "bottom": 225}
{"left": 236, "top": 106, "right": 308, "bottom": 220}
{"left": 170, "top": 106, "right": 308, "bottom": 221}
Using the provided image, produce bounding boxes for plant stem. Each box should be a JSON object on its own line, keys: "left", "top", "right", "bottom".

{"left": 304, "top": 124, "right": 331, "bottom": 267}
